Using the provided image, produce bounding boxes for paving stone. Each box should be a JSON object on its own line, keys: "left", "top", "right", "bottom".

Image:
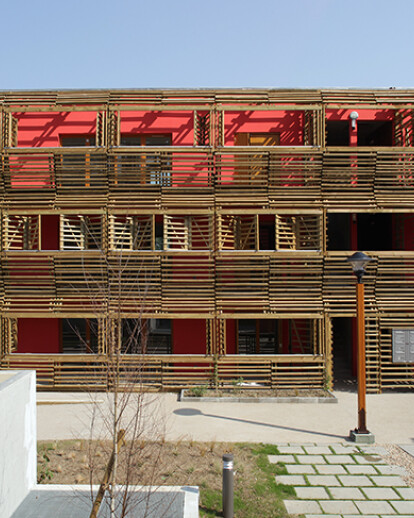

{"left": 320, "top": 500, "right": 359, "bottom": 514}
{"left": 307, "top": 475, "right": 341, "bottom": 486}
{"left": 345, "top": 463, "right": 377, "bottom": 474}
{"left": 338, "top": 474, "right": 373, "bottom": 486}
{"left": 362, "top": 487, "right": 400, "bottom": 499}
{"left": 325, "top": 454, "right": 354, "bottom": 464}
{"left": 315, "top": 464, "right": 347, "bottom": 475}
{"left": 297, "top": 455, "right": 326, "bottom": 464}
{"left": 330, "top": 444, "right": 359, "bottom": 454}
{"left": 381, "top": 516, "right": 413, "bottom": 518}
{"left": 399, "top": 444, "right": 414, "bottom": 457}
{"left": 304, "top": 515, "right": 342, "bottom": 518}
{"left": 396, "top": 486, "right": 414, "bottom": 499}
{"left": 376, "top": 464, "right": 409, "bottom": 476}
{"left": 342, "top": 516, "right": 379, "bottom": 518}
{"left": 268, "top": 454, "right": 295, "bottom": 464}
{"left": 303, "top": 446, "right": 331, "bottom": 455}
{"left": 354, "top": 500, "right": 396, "bottom": 514}
{"left": 284, "top": 499, "right": 322, "bottom": 514}
{"left": 275, "top": 475, "right": 306, "bottom": 486}
{"left": 370, "top": 475, "right": 407, "bottom": 486}
{"left": 328, "top": 486, "right": 365, "bottom": 500}
{"left": 295, "top": 486, "right": 330, "bottom": 499}
{"left": 354, "top": 454, "right": 385, "bottom": 464}
{"left": 286, "top": 464, "right": 316, "bottom": 474}
{"left": 390, "top": 500, "right": 414, "bottom": 514}
{"left": 278, "top": 446, "right": 305, "bottom": 454}
{"left": 358, "top": 445, "right": 388, "bottom": 455}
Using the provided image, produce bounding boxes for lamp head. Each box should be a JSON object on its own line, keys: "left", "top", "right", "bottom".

{"left": 347, "top": 251, "right": 373, "bottom": 282}
{"left": 349, "top": 111, "right": 359, "bottom": 129}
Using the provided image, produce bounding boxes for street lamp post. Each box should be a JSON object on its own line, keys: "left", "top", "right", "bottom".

{"left": 346, "top": 251, "right": 375, "bottom": 444}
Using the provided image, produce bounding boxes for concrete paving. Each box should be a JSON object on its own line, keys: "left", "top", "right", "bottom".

{"left": 267, "top": 444, "right": 414, "bottom": 518}
{"left": 37, "top": 389, "right": 414, "bottom": 444}
{"left": 34, "top": 390, "right": 414, "bottom": 518}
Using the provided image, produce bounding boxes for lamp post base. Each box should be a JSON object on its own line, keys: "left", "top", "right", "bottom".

{"left": 349, "top": 429, "right": 375, "bottom": 444}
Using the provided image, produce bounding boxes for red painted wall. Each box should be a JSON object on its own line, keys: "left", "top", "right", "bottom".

{"left": 120, "top": 111, "right": 194, "bottom": 145}
{"left": 224, "top": 110, "right": 303, "bottom": 145}
{"left": 403, "top": 215, "right": 414, "bottom": 250}
{"left": 15, "top": 112, "right": 97, "bottom": 147}
{"left": 41, "top": 215, "right": 59, "bottom": 249}
{"left": 173, "top": 319, "right": 206, "bottom": 354}
{"left": 17, "top": 318, "right": 60, "bottom": 353}
{"left": 226, "top": 320, "right": 237, "bottom": 354}
{"left": 326, "top": 109, "right": 394, "bottom": 122}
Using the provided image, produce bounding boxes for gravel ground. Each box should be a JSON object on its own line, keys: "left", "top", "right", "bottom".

{"left": 384, "top": 445, "right": 414, "bottom": 487}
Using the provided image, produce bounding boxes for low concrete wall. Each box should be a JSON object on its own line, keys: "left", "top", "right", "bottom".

{"left": 12, "top": 485, "right": 199, "bottom": 518}
{"left": 0, "top": 371, "right": 36, "bottom": 518}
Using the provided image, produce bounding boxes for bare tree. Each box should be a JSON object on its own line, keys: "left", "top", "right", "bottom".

{"left": 64, "top": 216, "right": 173, "bottom": 518}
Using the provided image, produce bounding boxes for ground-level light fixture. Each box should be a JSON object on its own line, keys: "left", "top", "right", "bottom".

{"left": 346, "top": 251, "right": 375, "bottom": 444}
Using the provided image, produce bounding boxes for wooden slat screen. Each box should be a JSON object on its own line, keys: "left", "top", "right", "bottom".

{"left": 61, "top": 216, "right": 104, "bottom": 250}
{"left": 3, "top": 215, "right": 40, "bottom": 250}
{"left": 276, "top": 214, "right": 322, "bottom": 250}
{"left": 109, "top": 215, "right": 153, "bottom": 250}
{"left": 0, "top": 353, "right": 325, "bottom": 390}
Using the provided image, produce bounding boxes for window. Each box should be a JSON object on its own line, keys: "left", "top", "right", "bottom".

{"left": 326, "top": 121, "right": 349, "bottom": 146}
{"left": 61, "top": 318, "right": 98, "bottom": 354}
{"left": 357, "top": 121, "right": 393, "bottom": 146}
{"left": 237, "top": 319, "right": 279, "bottom": 354}
{"left": 121, "top": 319, "right": 172, "bottom": 354}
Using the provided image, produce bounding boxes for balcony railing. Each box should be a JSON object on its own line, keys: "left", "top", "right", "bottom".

{"left": 1, "top": 147, "right": 414, "bottom": 208}
{"left": 0, "top": 353, "right": 325, "bottom": 390}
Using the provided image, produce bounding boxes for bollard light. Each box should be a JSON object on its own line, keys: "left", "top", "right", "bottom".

{"left": 222, "top": 453, "right": 234, "bottom": 518}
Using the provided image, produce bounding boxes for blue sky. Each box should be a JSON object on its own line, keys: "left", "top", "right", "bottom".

{"left": 1, "top": 0, "right": 413, "bottom": 89}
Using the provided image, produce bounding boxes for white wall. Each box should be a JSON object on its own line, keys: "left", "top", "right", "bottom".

{"left": 0, "top": 371, "right": 36, "bottom": 518}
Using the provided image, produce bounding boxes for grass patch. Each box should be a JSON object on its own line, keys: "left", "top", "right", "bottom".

{"left": 37, "top": 440, "right": 294, "bottom": 518}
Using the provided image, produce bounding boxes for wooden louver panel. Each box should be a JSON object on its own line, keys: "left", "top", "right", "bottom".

{"left": 96, "top": 111, "right": 107, "bottom": 147}
{"left": 218, "top": 215, "right": 256, "bottom": 250}
{"left": 276, "top": 215, "right": 321, "bottom": 250}
{"left": 304, "top": 110, "right": 315, "bottom": 146}
{"left": 108, "top": 111, "right": 120, "bottom": 147}
{"left": 2, "top": 113, "right": 18, "bottom": 148}
{"left": 3, "top": 215, "right": 40, "bottom": 250}
{"left": 109, "top": 215, "right": 153, "bottom": 250}
{"left": 394, "top": 109, "right": 413, "bottom": 147}
{"left": 61, "top": 215, "right": 103, "bottom": 250}
{"left": 194, "top": 112, "right": 210, "bottom": 146}
{"left": 164, "top": 215, "right": 212, "bottom": 250}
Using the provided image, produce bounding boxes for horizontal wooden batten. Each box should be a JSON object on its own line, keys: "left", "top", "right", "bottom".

{"left": 0, "top": 353, "right": 325, "bottom": 391}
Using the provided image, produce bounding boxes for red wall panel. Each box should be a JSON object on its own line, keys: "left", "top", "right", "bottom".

{"left": 17, "top": 318, "right": 60, "bottom": 353}
{"left": 173, "top": 319, "right": 206, "bottom": 354}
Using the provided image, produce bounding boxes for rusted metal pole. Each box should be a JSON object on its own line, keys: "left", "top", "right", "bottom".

{"left": 356, "top": 281, "right": 368, "bottom": 433}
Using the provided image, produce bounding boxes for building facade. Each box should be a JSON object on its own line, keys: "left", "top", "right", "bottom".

{"left": 0, "top": 88, "right": 413, "bottom": 392}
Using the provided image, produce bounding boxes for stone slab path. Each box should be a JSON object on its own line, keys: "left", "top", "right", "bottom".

{"left": 268, "top": 443, "right": 414, "bottom": 518}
